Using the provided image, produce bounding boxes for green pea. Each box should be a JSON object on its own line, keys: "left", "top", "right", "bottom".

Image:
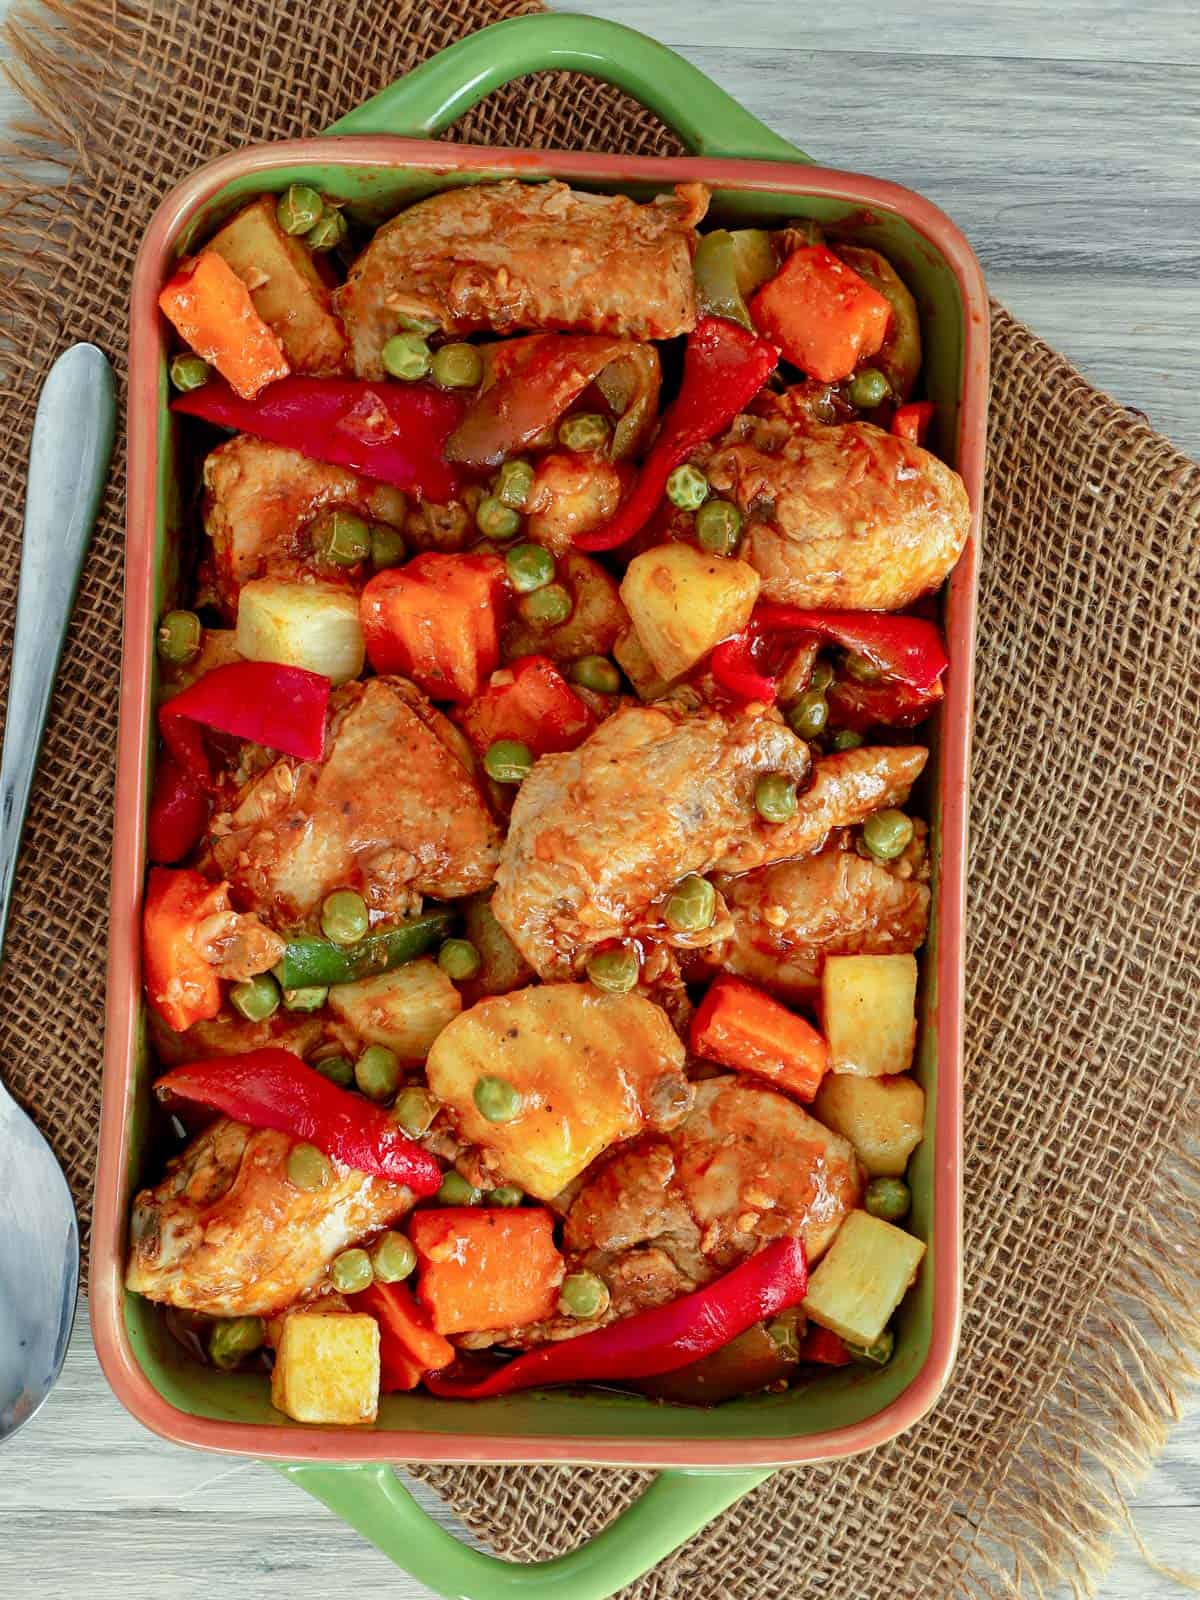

{"left": 830, "top": 728, "right": 864, "bottom": 751}
{"left": 370, "top": 522, "right": 407, "bottom": 570}
{"left": 864, "top": 1177, "right": 912, "bottom": 1222}
{"left": 862, "top": 809, "right": 915, "bottom": 862}
{"left": 431, "top": 342, "right": 483, "bottom": 390}
{"left": 694, "top": 498, "right": 743, "bottom": 556}
{"left": 810, "top": 659, "right": 835, "bottom": 693}
{"left": 476, "top": 495, "right": 522, "bottom": 541}
{"left": 484, "top": 739, "right": 534, "bottom": 784}
{"left": 208, "top": 1315, "right": 265, "bottom": 1370}
{"left": 559, "top": 1271, "right": 610, "bottom": 1319}
{"left": 570, "top": 655, "right": 621, "bottom": 695}
{"left": 321, "top": 888, "right": 369, "bottom": 946}
{"left": 437, "top": 1170, "right": 481, "bottom": 1206}
{"left": 276, "top": 184, "right": 323, "bottom": 236}
{"left": 848, "top": 1328, "right": 895, "bottom": 1367}
{"left": 156, "top": 608, "right": 202, "bottom": 665}
{"left": 313, "top": 1053, "right": 354, "bottom": 1088}
{"left": 486, "top": 1184, "right": 524, "bottom": 1208}
{"left": 557, "top": 412, "right": 611, "bottom": 453}
{"left": 382, "top": 331, "right": 432, "bottom": 381}
{"left": 393, "top": 1086, "right": 438, "bottom": 1137}
{"left": 663, "top": 874, "right": 716, "bottom": 934}
{"left": 505, "top": 542, "right": 555, "bottom": 594}
{"left": 229, "top": 972, "right": 280, "bottom": 1023}
{"left": 754, "top": 773, "right": 798, "bottom": 823}
{"left": 473, "top": 1074, "right": 523, "bottom": 1124}
{"left": 169, "top": 354, "right": 211, "bottom": 393}
{"left": 848, "top": 367, "right": 890, "bottom": 409}
{"left": 305, "top": 206, "right": 348, "bottom": 252}
{"left": 666, "top": 463, "right": 709, "bottom": 510}
{"left": 496, "top": 459, "right": 534, "bottom": 510}
{"left": 355, "top": 1044, "right": 401, "bottom": 1103}
{"left": 287, "top": 1142, "right": 332, "bottom": 1192}
{"left": 519, "top": 583, "right": 573, "bottom": 627}
{"left": 787, "top": 690, "right": 829, "bottom": 739}
{"left": 282, "top": 984, "right": 329, "bottom": 1013}
{"left": 438, "top": 938, "right": 482, "bottom": 981}
{"left": 586, "top": 946, "right": 640, "bottom": 994}
{"left": 312, "top": 508, "right": 371, "bottom": 567}
{"left": 844, "top": 652, "right": 884, "bottom": 685}
{"left": 371, "top": 1231, "right": 417, "bottom": 1283}
{"left": 330, "top": 1247, "right": 374, "bottom": 1295}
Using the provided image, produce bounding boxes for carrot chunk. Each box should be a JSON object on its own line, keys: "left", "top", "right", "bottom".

{"left": 410, "top": 1207, "right": 564, "bottom": 1336}
{"left": 459, "top": 655, "right": 594, "bottom": 759}
{"left": 142, "top": 866, "right": 226, "bottom": 1033}
{"left": 158, "top": 250, "right": 290, "bottom": 399}
{"left": 749, "top": 245, "right": 891, "bottom": 383}
{"left": 891, "top": 401, "right": 935, "bottom": 445}
{"left": 360, "top": 553, "right": 507, "bottom": 703}
{"left": 354, "top": 1279, "right": 455, "bottom": 1392}
{"left": 690, "top": 975, "right": 830, "bottom": 1102}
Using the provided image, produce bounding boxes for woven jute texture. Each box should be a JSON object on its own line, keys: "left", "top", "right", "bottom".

{"left": 2, "top": 3, "right": 1198, "bottom": 1596}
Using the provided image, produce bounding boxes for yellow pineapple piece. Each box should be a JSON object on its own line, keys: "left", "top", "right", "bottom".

{"left": 803, "top": 1209, "right": 926, "bottom": 1347}
{"left": 271, "top": 1310, "right": 380, "bottom": 1425}
{"left": 822, "top": 953, "right": 917, "bottom": 1076}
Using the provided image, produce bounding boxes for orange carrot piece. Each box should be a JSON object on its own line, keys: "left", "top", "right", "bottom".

{"left": 749, "top": 245, "right": 891, "bottom": 383}
{"left": 410, "top": 1208, "right": 564, "bottom": 1336}
{"left": 360, "top": 553, "right": 507, "bottom": 703}
{"left": 690, "top": 975, "right": 829, "bottom": 1102}
{"left": 158, "top": 250, "right": 290, "bottom": 399}
{"left": 355, "top": 1279, "right": 455, "bottom": 1391}
{"left": 142, "top": 866, "right": 226, "bottom": 1033}
{"left": 459, "top": 655, "right": 594, "bottom": 759}
{"left": 891, "top": 401, "right": 935, "bottom": 446}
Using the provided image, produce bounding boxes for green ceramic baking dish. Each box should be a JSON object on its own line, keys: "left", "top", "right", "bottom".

{"left": 93, "top": 13, "right": 987, "bottom": 1598}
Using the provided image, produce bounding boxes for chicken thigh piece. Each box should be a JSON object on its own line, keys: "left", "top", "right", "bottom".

{"left": 336, "top": 180, "right": 708, "bottom": 375}
{"left": 126, "top": 1119, "right": 414, "bottom": 1317}
{"left": 203, "top": 436, "right": 408, "bottom": 616}
{"left": 697, "top": 396, "right": 970, "bottom": 611}
{"left": 209, "top": 677, "right": 501, "bottom": 933}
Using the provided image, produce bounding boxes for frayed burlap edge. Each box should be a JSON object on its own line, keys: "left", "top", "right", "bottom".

{"left": 1, "top": 4, "right": 1198, "bottom": 1598}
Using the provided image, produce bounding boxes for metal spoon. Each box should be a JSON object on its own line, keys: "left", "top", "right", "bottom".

{"left": 0, "top": 343, "right": 115, "bottom": 1441}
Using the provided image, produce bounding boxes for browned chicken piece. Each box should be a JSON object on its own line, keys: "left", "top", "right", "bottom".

{"left": 203, "top": 437, "right": 408, "bottom": 616}
{"left": 697, "top": 835, "right": 931, "bottom": 1006}
{"left": 460, "top": 1077, "right": 862, "bottom": 1347}
{"left": 126, "top": 1119, "right": 414, "bottom": 1316}
{"left": 524, "top": 451, "right": 626, "bottom": 557}
{"left": 208, "top": 677, "right": 501, "bottom": 933}
{"left": 336, "top": 180, "right": 708, "bottom": 376}
{"left": 696, "top": 394, "right": 970, "bottom": 611}
{"left": 492, "top": 702, "right": 813, "bottom": 979}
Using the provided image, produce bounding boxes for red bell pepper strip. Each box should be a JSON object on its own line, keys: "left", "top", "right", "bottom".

{"left": 826, "top": 676, "right": 944, "bottom": 733}
{"left": 575, "top": 317, "right": 778, "bottom": 552}
{"left": 711, "top": 605, "right": 948, "bottom": 707}
{"left": 154, "top": 1048, "right": 443, "bottom": 1193}
{"left": 423, "top": 1235, "right": 808, "bottom": 1399}
{"left": 146, "top": 751, "right": 210, "bottom": 864}
{"left": 172, "top": 376, "right": 468, "bottom": 502}
{"left": 891, "top": 401, "right": 935, "bottom": 446}
{"left": 798, "top": 1325, "right": 853, "bottom": 1366}
{"left": 159, "top": 661, "right": 329, "bottom": 786}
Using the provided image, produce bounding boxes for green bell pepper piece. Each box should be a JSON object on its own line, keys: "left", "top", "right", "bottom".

{"left": 276, "top": 911, "right": 454, "bottom": 989}
{"left": 692, "top": 231, "right": 753, "bottom": 330}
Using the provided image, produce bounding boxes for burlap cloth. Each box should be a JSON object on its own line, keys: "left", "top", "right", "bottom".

{"left": 2, "top": 1, "right": 1198, "bottom": 1594}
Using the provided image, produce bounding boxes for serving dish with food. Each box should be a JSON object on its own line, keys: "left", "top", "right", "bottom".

{"left": 93, "top": 14, "right": 986, "bottom": 1597}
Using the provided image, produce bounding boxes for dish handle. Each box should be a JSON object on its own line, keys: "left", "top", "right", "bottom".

{"left": 326, "top": 12, "right": 810, "bottom": 164}
{"left": 279, "top": 1462, "right": 771, "bottom": 1600}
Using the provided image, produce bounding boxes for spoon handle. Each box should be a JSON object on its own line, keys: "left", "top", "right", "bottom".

{"left": 0, "top": 344, "right": 116, "bottom": 963}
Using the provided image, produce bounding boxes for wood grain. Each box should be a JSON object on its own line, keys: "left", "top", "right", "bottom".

{"left": 1, "top": 3, "right": 1197, "bottom": 1597}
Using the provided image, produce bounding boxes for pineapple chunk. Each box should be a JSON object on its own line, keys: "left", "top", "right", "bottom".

{"left": 812, "top": 1072, "right": 926, "bottom": 1178}
{"left": 328, "top": 959, "right": 461, "bottom": 1062}
{"left": 270, "top": 1309, "right": 380, "bottom": 1424}
{"left": 613, "top": 627, "right": 677, "bottom": 701}
{"left": 236, "top": 577, "right": 364, "bottom": 684}
{"left": 426, "top": 984, "right": 689, "bottom": 1199}
{"left": 803, "top": 1209, "right": 926, "bottom": 1346}
{"left": 620, "top": 544, "right": 760, "bottom": 680}
{"left": 207, "top": 197, "right": 348, "bottom": 373}
{"left": 822, "top": 954, "right": 917, "bottom": 1076}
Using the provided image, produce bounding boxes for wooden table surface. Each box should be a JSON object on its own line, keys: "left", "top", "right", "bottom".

{"left": 1, "top": 2, "right": 1197, "bottom": 1597}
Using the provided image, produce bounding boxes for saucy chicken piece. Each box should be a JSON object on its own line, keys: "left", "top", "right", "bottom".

{"left": 698, "top": 836, "right": 930, "bottom": 1005}
{"left": 336, "top": 180, "right": 708, "bottom": 376}
{"left": 697, "top": 393, "right": 969, "bottom": 611}
{"left": 524, "top": 451, "right": 627, "bottom": 557}
{"left": 493, "top": 703, "right": 813, "bottom": 979}
{"left": 126, "top": 1119, "right": 414, "bottom": 1317}
{"left": 203, "top": 437, "right": 408, "bottom": 616}
{"left": 208, "top": 677, "right": 501, "bottom": 933}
